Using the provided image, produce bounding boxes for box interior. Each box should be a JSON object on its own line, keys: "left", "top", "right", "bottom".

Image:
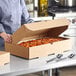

{"left": 12, "top": 18, "right": 70, "bottom": 44}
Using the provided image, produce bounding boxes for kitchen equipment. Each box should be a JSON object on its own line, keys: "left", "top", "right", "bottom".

{"left": 47, "top": 54, "right": 63, "bottom": 63}
{"left": 48, "top": 11, "right": 56, "bottom": 19}
{"left": 25, "top": 0, "right": 34, "bottom": 17}
{"left": 38, "top": 0, "right": 48, "bottom": 17}
{"left": 55, "top": 0, "right": 76, "bottom": 7}
{"left": 60, "top": 18, "right": 76, "bottom": 54}
{"left": 48, "top": 0, "right": 76, "bottom": 13}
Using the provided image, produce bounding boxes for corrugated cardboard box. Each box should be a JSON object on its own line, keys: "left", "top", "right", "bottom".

{"left": 5, "top": 18, "right": 71, "bottom": 59}
{"left": 59, "top": 67, "right": 76, "bottom": 76}
{"left": 0, "top": 51, "right": 10, "bottom": 66}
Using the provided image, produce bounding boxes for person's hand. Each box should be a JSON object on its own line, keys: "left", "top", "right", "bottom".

{"left": 0, "top": 32, "right": 12, "bottom": 43}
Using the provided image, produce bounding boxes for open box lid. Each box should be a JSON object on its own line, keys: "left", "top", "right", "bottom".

{"left": 12, "top": 18, "right": 70, "bottom": 44}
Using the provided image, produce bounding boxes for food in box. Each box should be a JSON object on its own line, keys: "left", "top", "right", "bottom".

{"left": 18, "top": 37, "right": 65, "bottom": 48}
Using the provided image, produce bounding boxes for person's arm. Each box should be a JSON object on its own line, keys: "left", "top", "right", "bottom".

{"left": 0, "top": 23, "right": 5, "bottom": 33}
{"left": 20, "top": 0, "right": 34, "bottom": 25}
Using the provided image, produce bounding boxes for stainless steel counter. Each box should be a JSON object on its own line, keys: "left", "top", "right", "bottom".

{"left": 0, "top": 51, "right": 76, "bottom": 76}
{"left": 32, "top": 12, "right": 76, "bottom": 21}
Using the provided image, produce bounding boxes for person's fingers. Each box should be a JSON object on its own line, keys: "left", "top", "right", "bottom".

{"left": 3, "top": 34, "right": 12, "bottom": 43}
{"left": 5, "top": 38, "right": 11, "bottom": 43}
{"left": 6, "top": 34, "right": 12, "bottom": 43}
{"left": 4, "top": 36, "right": 10, "bottom": 42}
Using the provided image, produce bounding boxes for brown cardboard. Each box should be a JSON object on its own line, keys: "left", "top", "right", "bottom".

{"left": 59, "top": 67, "right": 76, "bottom": 76}
{"left": 5, "top": 39, "right": 71, "bottom": 59}
{"left": 5, "top": 18, "right": 71, "bottom": 59}
{"left": 12, "top": 18, "right": 70, "bottom": 44}
{"left": 0, "top": 51, "right": 10, "bottom": 66}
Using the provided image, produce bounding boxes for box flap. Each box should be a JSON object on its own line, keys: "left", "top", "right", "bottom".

{"left": 0, "top": 51, "right": 9, "bottom": 55}
{"left": 12, "top": 18, "right": 70, "bottom": 44}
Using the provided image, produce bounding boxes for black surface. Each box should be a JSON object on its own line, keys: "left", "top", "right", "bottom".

{"left": 48, "top": 6, "right": 76, "bottom": 13}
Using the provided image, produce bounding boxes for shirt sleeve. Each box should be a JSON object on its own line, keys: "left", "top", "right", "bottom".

{"left": 21, "top": 0, "right": 34, "bottom": 25}
{"left": 0, "top": 23, "right": 5, "bottom": 33}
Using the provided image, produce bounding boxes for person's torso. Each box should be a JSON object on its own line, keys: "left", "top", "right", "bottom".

{"left": 0, "top": 0, "right": 22, "bottom": 33}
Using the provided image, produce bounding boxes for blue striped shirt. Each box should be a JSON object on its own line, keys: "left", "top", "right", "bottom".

{"left": 0, "top": 0, "right": 33, "bottom": 34}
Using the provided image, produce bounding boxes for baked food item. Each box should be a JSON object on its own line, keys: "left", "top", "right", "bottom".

{"left": 19, "top": 37, "right": 64, "bottom": 48}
